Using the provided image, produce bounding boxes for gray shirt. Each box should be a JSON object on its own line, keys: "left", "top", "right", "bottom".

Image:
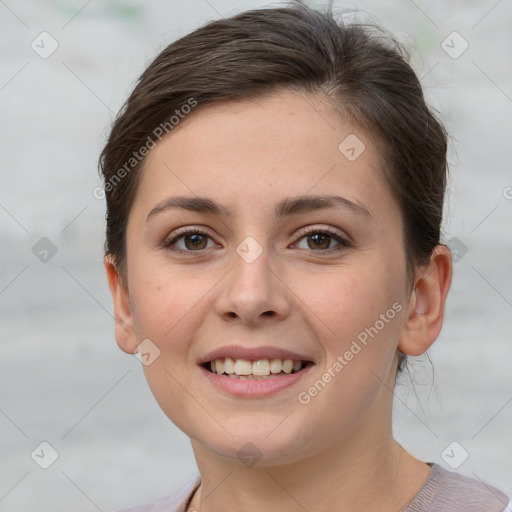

{"left": 113, "top": 463, "right": 511, "bottom": 511}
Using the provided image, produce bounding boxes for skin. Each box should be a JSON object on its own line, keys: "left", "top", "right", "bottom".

{"left": 105, "top": 90, "right": 452, "bottom": 512}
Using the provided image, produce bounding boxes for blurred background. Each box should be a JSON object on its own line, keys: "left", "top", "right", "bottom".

{"left": 0, "top": 0, "right": 511, "bottom": 510}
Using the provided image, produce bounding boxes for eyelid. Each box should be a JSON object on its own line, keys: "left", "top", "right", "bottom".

{"left": 162, "top": 226, "right": 218, "bottom": 253}
{"left": 293, "top": 225, "right": 352, "bottom": 250}
{"left": 166, "top": 226, "right": 213, "bottom": 240}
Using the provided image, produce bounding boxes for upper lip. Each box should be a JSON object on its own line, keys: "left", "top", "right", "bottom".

{"left": 198, "top": 345, "right": 314, "bottom": 365}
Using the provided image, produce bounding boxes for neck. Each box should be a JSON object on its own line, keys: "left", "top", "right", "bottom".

{"left": 189, "top": 421, "right": 430, "bottom": 512}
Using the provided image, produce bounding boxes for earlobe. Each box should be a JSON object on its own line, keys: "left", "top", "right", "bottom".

{"left": 398, "top": 245, "right": 453, "bottom": 356}
{"left": 104, "top": 256, "right": 138, "bottom": 355}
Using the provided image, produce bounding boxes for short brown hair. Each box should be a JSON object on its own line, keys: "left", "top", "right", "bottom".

{"left": 99, "top": 3, "right": 448, "bottom": 321}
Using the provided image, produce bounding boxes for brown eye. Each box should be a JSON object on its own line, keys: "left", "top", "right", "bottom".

{"left": 306, "top": 232, "right": 331, "bottom": 250}
{"left": 163, "top": 228, "right": 215, "bottom": 253}
{"left": 294, "top": 228, "right": 351, "bottom": 252}
{"left": 181, "top": 233, "right": 208, "bottom": 250}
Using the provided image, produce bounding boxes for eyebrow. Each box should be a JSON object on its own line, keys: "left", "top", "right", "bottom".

{"left": 146, "top": 194, "right": 373, "bottom": 221}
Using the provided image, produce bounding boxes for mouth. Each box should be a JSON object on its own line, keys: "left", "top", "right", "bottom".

{"left": 197, "top": 345, "right": 315, "bottom": 397}
{"left": 202, "top": 357, "right": 313, "bottom": 380}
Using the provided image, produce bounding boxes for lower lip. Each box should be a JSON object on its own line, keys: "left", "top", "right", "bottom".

{"left": 199, "top": 364, "right": 314, "bottom": 398}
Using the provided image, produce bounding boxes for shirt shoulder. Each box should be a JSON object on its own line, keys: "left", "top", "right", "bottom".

{"left": 112, "top": 475, "right": 200, "bottom": 512}
{"left": 404, "top": 463, "right": 511, "bottom": 512}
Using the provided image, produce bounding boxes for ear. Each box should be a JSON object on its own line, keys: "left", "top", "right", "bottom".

{"left": 104, "top": 256, "right": 138, "bottom": 355}
{"left": 398, "top": 245, "right": 453, "bottom": 356}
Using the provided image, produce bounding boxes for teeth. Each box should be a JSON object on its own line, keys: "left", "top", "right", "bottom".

{"left": 282, "top": 359, "right": 293, "bottom": 374}
{"left": 207, "top": 357, "right": 306, "bottom": 377}
{"left": 234, "top": 359, "right": 252, "bottom": 375}
{"left": 223, "top": 357, "right": 235, "bottom": 374}
{"left": 270, "top": 359, "right": 282, "bottom": 373}
{"left": 252, "top": 359, "right": 270, "bottom": 376}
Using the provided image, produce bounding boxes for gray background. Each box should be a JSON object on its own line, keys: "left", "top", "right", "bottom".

{"left": 0, "top": 0, "right": 511, "bottom": 510}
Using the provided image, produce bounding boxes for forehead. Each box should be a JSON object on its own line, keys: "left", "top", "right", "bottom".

{"left": 133, "top": 90, "right": 397, "bottom": 223}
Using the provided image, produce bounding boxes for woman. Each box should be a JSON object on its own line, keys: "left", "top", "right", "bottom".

{"left": 100, "top": 3, "right": 511, "bottom": 511}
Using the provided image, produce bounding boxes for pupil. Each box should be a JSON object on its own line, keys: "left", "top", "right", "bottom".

{"left": 309, "top": 233, "right": 329, "bottom": 250}
{"left": 186, "top": 234, "right": 206, "bottom": 250}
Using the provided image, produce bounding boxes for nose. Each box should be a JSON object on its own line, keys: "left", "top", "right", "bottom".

{"left": 214, "top": 240, "right": 291, "bottom": 325}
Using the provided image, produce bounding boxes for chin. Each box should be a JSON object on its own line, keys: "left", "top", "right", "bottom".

{"left": 190, "top": 418, "right": 317, "bottom": 468}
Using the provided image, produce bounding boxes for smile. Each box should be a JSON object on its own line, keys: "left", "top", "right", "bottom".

{"left": 204, "top": 357, "right": 309, "bottom": 379}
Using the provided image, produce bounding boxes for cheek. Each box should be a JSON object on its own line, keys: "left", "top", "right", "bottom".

{"left": 128, "top": 262, "right": 210, "bottom": 342}
{"left": 292, "top": 264, "right": 405, "bottom": 437}
{"left": 294, "top": 260, "right": 405, "bottom": 348}
{"left": 292, "top": 257, "right": 407, "bottom": 417}
{"left": 128, "top": 272, "right": 211, "bottom": 431}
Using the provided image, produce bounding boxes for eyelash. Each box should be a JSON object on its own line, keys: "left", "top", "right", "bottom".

{"left": 162, "top": 226, "right": 351, "bottom": 255}
{"left": 295, "top": 227, "right": 351, "bottom": 252}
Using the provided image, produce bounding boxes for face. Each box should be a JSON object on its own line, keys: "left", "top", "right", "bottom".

{"left": 117, "top": 90, "right": 413, "bottom": 465}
